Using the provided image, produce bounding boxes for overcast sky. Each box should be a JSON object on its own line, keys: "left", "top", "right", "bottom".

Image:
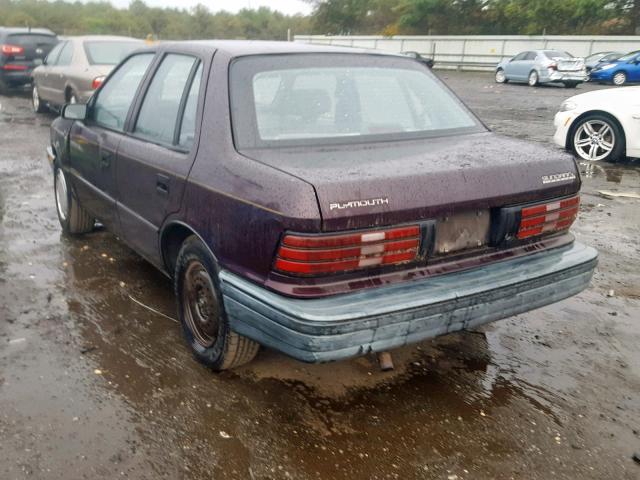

{"left": 104, "top": 0, "right": 313, "bottom": 15}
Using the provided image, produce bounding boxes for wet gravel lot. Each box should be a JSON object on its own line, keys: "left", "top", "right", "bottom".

{"left": 1, "top": 71, "right": 639, "bottom": 480}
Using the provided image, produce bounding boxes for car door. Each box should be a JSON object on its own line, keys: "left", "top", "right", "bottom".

{"left": 519, "top": 51, "right": 537, "bottom": 78}
{"left": 48, "top": 40, "right": 74, "bottom": 105}
{"left": 36, "top": 41, "right": 63, "bottom": 102}
{"left": 116, "top": 52, "right": 204, "bottom": 266}
{"left": 67, "top": 52, "right": 155, "bottom": 231}
{"left": 504, "top": 52, "right": 528, "bottom": 81}
{"left": 628, "top": 54, "right": 640, "bottom": 82}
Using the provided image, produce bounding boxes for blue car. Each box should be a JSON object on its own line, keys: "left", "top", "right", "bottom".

{"left": 589, "top": 50, "right": 640, "bottom": 86}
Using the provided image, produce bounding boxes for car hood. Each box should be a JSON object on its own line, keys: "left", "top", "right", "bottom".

{"left": 240, "top": 132, "right": 580, "bottom": 231}
{"left": 568, "top": 86, "right": 640, "bottom": 107}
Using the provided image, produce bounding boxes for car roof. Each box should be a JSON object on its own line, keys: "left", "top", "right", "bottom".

{"left": 0, "top": 27, "right": 56, "bottom": 36}
{"left": 156, "top": 40, "right": 389, "bottom": 58}
{"left": 65, "top": 35, "right": 143, "bottom": 42}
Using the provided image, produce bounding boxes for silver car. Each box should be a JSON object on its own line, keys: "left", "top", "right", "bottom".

{"left": 495, "top": 50, "right": 587, "bottom": 88}
{"left": 31, "top": 35, "right": 144, "bottom": 113}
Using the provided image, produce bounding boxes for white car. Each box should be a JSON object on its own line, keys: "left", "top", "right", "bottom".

{"left": 553, "top": 86, "right": 640, "bottom": 162}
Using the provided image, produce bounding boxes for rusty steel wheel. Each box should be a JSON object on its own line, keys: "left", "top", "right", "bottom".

{"left": 182, "top": 261, "right": 220, "bottom": 348}
{"left": 175, "top": 235, "right": 260, "bottom": 370}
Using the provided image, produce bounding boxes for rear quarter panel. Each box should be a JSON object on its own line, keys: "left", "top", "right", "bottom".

{"left": 176, "top": 51, "right": 321, "bottom": 284}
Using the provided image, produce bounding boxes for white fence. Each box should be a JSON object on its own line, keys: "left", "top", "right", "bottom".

{"left": 294, "top": 35, "right": 640, "bottom": 70}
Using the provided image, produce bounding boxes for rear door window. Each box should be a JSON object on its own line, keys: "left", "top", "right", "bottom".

{"left": 45, "top": 42, "right": 64, "bottom": 66}
{"left": 177, "top": 63, "right": 203, "bottom": 150}
{"left": 56, "top": 41, "right": 73, "bottom": 66}
{"left": 524, "top": 52, "right": 537, "bottom": 61}
{"left": 93, "top": 53, "right": 154, "bottom": 131}
{"left": 512, "top": 52, "right": 527, "bottom": 61}
{"left": 134, "top": 54, "right": 199, "bottom": 146}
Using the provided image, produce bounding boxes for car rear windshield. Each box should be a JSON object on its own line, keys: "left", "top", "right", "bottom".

{"left": 230, "top": 54, "right": 483, "bottom": 148}
{"left": 83, "top": 41, "right": 142, "bottom": 65}
{"left": 7, "top": 34, "right": 56, "bottom": 46}
{"left": 544, "top": 51, "right": 572, "bottom": 58}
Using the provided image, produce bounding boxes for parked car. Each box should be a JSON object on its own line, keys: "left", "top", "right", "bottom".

{"left": 589, "top": 50, "right": 640, "bottom": 86}
{"left": 401, "top": 51, "right": 435, "bottom": 68}
{"left": 584, "top": 51, "right": 623, "bottom": 73}
{"left": 32, "top": 35, "right": 144, "bottom": 112}
{"left": 0, "top": 27, "right": 58, "bottom": 93}
{"left": 553, "top": 86, "right": 640, "bottom": 162}
{"left": 495, "top": 50, "right": 587, "bottom": 88}
{"left": 48, "top": 41, "right": 597, "bottom": 370}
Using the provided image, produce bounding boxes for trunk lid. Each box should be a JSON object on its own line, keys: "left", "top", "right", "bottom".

{"left": 242, "top": 132, "right": 580, "bottom": 231}
{"left": 555, "top": 58, "right": 585, "bottom": 72}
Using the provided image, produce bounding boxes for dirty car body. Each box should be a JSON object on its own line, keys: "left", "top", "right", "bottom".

{"left": 496, "top": 50, "right": 587, "bottom": 87}
{"left": 48, "top": 41, "right": 598, "bottom": 369}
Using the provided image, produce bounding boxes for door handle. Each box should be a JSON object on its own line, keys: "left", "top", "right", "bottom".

{"left": 156, "top": 174, "right": 170, "bottom": 195}
{"left": 100, "top": 151, "right": 113, "bottom": 169}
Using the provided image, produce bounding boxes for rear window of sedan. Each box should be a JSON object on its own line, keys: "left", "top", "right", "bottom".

{"left": 7, "top": 33, "right": 57, "bottom": 46}
{"left": 83, "top": 41, "right": 143, "bottom": 65}
{"left": 230, "top": 54, "right": 483, "bottom": 148}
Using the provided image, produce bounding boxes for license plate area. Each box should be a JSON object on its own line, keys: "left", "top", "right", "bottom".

{"left": 434, "top": 209, "right": 490, "bottom": 255}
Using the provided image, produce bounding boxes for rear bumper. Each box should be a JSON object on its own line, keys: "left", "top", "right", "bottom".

{"left": 220, "top": 242, "right": 598, "bottom": 363}
{"left": 541, "top": 71, "right": 587, "bottom": 83}
{"left": 0, "top": 69, "right": 33, "bottom": 86}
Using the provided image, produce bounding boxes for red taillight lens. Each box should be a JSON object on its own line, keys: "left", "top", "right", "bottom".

{"left": 517, "top": 195, "right": 579, "bottom": 239}
{"left": 548, "top": 62, "right": 558, "bottom": 71}
{"left": 274, "top": 225, "right": 420, "bottom": 276}
{"left": 92, "top": 76, "right": 105, "bottom": 90}
{"left": 1, "top": 44, "right": 24, "bottom": 55}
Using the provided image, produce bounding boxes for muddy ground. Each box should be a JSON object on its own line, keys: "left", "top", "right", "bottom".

{"left": 1, "top": 72, "right": 639, "bottom": 480}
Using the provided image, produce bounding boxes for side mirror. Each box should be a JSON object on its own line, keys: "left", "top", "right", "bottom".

{"left": 62, "top": 103, "right": 87, "bottom": 121}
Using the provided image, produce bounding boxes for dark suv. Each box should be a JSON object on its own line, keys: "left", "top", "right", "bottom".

{"left": 48, "top": 41, "right": 598, "bottom": 370}
{"left": 0, "top": 27, "right": 58, "bottom": 92}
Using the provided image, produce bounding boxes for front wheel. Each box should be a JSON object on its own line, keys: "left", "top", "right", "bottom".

{"left": 528, "top": 70, "right": 539, "bottom": 87}
{"left": 495, "top": 69, "right": 508, "bottom": 84}
{"left": 570, "top": 114, "right": 624, "bottom": 163}
{"left": 32, "top": 85, "right": 47, "bottom": 113}
{"left": 54, "top": 166, "right": 95, "bottom": 234}
{"left": 175, "top": 236, "right": 259, "bottom": 371}
{"left": 612, "top": 71, "right": 627, "bottom": 86}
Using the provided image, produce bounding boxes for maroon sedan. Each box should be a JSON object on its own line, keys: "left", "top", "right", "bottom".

{"left": 47, "top": 41, "right": 598, "bottom": 370}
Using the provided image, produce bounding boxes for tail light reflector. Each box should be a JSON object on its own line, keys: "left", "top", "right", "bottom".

{"left": 1, "top": 44, "right": 24, "bottom": 55}
{"left": 548, "top": 62, "right": 558, "bottom": 71}
{"left": 1, "top": 64, "right": 28, "bottom": 71}
{"left": 274, "top": 225, "right": 420, "bottom": 276}
{"left": 517, "top": 195, "right": 579, "bottom": 239}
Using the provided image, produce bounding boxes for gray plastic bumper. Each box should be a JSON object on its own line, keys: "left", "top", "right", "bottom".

{"left": 219, "top": 242, "right": 598, "bottom": 363}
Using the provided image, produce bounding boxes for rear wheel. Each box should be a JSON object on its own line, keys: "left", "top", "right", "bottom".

{"left": 175, "top": 236, "right": 259, "bottom": 371}
{"left": 612, "top": 71, "right": 627, "bottom": 86}
{"left": 32, "top": 85, "right": 47, "bottom": 113}
{"left": 54, "top": 166, "right": 95, "bottom": 234}
{"left": 570, "top": 114, "right": 624, "bottom": 163}
{"left": 528, "top": 70, "right": 539, "bottom": 87}
{"left": 495, "top": 69, "right": 507, "bottom": 84}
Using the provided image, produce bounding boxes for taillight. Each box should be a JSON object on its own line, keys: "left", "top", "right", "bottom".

{"left": 548, "top": 62, "right": 558, "bottom": 71}
{"left": 517, "top": 195, "right": 579, "bottom": 239}
{"left": 1, "top": 44, "right": 24, "bottom": 55}
{"left": 274, "top": 225, "right": 421, "bottom": 276}
{"left": 92, "top": 76, "right": 105, "bottom": 90}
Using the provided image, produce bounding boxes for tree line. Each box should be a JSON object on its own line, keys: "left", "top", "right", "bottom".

{"left": 0, "top": 0, "right": 637, "bottom": 39}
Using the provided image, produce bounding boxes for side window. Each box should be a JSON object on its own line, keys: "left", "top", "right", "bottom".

{"left": 45, "top": 42, "right": 64, "bottom": 66}
{"left": 512, "top": 52, "right": 527, "bottom": 61}
{"left": 134, "top": 54, "right": 198, "bottom": 146}
{"left": 93, "top": 53, "right": 154, "bottom": 131}
{"left": 57, "top": 41, "right": 73, "bottom": 66}
{"left": 178, "top": 63, "right": 203, "bottom": 150}
{"left": 525, "top": 52, "right": 537, "bottom": 61}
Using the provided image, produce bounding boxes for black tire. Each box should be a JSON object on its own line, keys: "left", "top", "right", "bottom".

{"left": 563, "top": 81, "right": 579, "bottom": 88}
{"left": 612, "top": 71, "right": 627, "bottom": 86}
{"left": 495, "top": 68, "right": 508, "bottom": 84}
{"left": 53, "top": 165, "right": 94, "bottom": 234}
{"left": 32, "top": 85, "right": 47, "bottom": 113}
{"left": 175, "top": 236, "right": 259, "bottom": 370}
{"left": 528, "top": 70, "right": 539, "bottom": 87}
{"left": 570, "top": 114, "right": 625, "bottom": 163}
